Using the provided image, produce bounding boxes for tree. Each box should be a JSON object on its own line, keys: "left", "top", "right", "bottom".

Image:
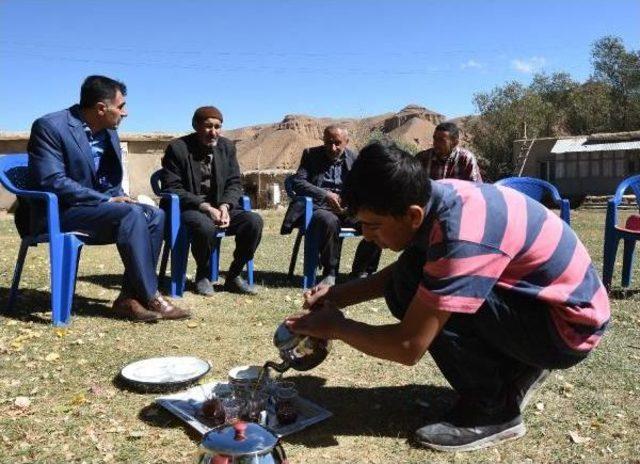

{"left": 469, "top": 80, "right": 558, "bottom": 179}
{"left": 565, "top": 80, "right": 612, "bottom": 134}
{"left": 591, "top": 36, "right": 640, "bottom": 131}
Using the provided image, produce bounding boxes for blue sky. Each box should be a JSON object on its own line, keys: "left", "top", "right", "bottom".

{"left": 1, "top": 0, "right": 638, "bottom": 132}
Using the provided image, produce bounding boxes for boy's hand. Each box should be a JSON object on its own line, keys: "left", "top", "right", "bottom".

{"left": 303, "top": 284, "right": 331, "bottom": 310}
{"left": 285, "top": 301, "right": 344, "bottom": 339}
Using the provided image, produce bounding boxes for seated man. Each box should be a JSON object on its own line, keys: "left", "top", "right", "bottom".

{"left": 286, "top": 142, "right": 610, "bottom": 452}
{"left": 281, "top": 125, "right": 381, "bottom": 286}
{"left": 161, "top": 106, "right": 263, "bottom": 296}
{"left": 28, "top": 75, "right": 190, "bottom": 322}
{"left": 416, "top": 121, "right": 482, "bottom": 181}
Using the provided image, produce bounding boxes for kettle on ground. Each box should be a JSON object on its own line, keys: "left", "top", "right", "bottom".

{"left": 196, "top": 421, "right": 288, "bottom": 464}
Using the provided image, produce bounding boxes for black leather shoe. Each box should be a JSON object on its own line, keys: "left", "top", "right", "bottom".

{"left": 223, "top": 276, "right": 257, "bottom": 295}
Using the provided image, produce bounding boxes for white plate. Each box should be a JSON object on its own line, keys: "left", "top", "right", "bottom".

{"left": 228, "top": 365, "right": 263, "bottom": 382}
{"left": 120, "top": 356, "right": 210, "bottom": 390}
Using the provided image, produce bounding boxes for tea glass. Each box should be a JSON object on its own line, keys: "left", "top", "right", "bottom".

{"left": 221, "top": 397, "right": 243, "bottom": 423}
{"left": 275, "top": 385, "right": 298, "bottom": 426}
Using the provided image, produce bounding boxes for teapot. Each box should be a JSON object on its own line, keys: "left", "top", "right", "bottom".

{"left": 264, "top": 322, "right": 330, "bottom": 374}
{"left": 196, "top": 421, "right": 288, "bottom": 464}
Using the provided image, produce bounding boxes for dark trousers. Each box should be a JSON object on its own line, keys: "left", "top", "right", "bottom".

{"left": 307, "top": 207, "right": 381, "bottom": 277}
{"left": 181, "top": 208, "right": 263, "bottom": 280}
{"left": 60, "top": 202, "right": 165, "bottom": 303}
{"left": 385, "top": 246, "right": 588, "bottom": 407}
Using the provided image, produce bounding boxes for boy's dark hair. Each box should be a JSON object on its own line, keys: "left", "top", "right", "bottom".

{"left": 435, "top": 121, "right": 459, "bottom": 139}
{"left": 80, "top": 75, "right": 127, "bottom": 108}
{"left": 343, "top": 142, "right": 430, "bottom": 217}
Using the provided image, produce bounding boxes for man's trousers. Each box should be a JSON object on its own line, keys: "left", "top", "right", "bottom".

{"left": 60, "top": 202, "right": 165, "bottom": 303}
{"left": 180, "top": 208, "right": 263, "bottom": 280}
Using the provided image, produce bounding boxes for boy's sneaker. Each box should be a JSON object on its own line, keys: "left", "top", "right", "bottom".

{"left": 414, "top": 397, "right": 525, "bottom": 452}
{"left": 415, "top": 414, "right": 525, "bottom": 452}
{"left": 512, "top": 368, "right": 550, "bottom": 412}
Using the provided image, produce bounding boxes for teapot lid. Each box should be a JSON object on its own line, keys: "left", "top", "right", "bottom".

{"left": 201, "top": 421, "right": 278, "bottom": 457}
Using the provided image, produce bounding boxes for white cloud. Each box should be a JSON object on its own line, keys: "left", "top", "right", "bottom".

{"left": 461, "top": 59, "right": 483, "bottom": 70}
{"left": 511, "top": 56, "right": 546, "bottom": 74}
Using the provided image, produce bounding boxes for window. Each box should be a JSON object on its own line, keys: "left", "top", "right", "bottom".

{"left": 539, "top": 162, "right": 549, "bottom": 180}
{"left": 603, "top": 152, "right": 613, "bottom": 177}
{"left": 556, "top": 155, "right": 565, "bottom": 178}
{"left": 579, "top": 154, "right": 589, "bottom": 177}
{"left": 566, "top": 153, "right": 577, "bottom": 178}
{"left": 615, "top": 151, "right": 625, "bottom": 176}
{"left": 591, "top": 152, "right": 601, "bottom": 176}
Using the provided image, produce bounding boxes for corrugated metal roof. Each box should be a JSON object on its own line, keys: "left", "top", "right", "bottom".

{"left": 551, "top": 137, "right": 640, "bottom": 153}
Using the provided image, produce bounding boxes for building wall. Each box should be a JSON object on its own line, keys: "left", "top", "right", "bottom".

{"left": 0, "top": 134, "right": 289, "bottom": 210}
{"left": 512, "top": 138, "right": 640, "bottom": 197}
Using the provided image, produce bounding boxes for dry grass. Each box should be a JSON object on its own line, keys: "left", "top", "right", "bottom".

{"left": 0, "top": 208, "right": 639, "bottom": 463}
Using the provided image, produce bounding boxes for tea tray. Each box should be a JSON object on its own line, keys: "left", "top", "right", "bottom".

{"left": 155, "top": 381, "right": 332, "bottom": 437}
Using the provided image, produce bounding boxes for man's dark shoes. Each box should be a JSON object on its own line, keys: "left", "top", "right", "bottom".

{"left": 112, "top": 295, "right": 160, "bottom": 322}
{"left": 195, "top": 277, "right": 215, "bottom": 296}
{"left": 415, "top": 398, "right": 525, "bottom": 452}
{"left": 223, "top": 276, "right": 257, "bottom": 295}
{"left": 512, "top": 367, "right": 551, "bottom": 412}
{"left": 147, "top": 293, "right": 192, "bottom": 320}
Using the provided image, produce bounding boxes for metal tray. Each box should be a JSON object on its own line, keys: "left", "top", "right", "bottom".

{"left": 155, "top": 381, "right": 332, "bottom": 437}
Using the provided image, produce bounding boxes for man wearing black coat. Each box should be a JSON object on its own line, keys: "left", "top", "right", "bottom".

{"left": 281, "top": 125, "right": 381, "bottom": 286}
{"left": 161, "top": 106, "right": 263, "bottom": 296}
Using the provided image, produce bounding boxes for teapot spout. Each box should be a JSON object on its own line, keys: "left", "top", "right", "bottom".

{"left": 264, "top": 360, "right": 290, "bottom": 374}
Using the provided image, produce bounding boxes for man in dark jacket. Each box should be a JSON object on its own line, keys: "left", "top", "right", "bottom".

{"left": 28, "top": 75, "right": 190, "bottom": 322}
{"left": 161, "top": 106, "right": 263, "bottom": 296}
{"left": 281, "top": 125, "right": 381, "bottom": 286}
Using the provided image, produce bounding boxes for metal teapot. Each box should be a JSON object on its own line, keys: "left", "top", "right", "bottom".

{"left": 196, "top": 421, "right": 288, "bottom": 464}
{"left": 264, "top": 322, "right": 331, "bottom": 374}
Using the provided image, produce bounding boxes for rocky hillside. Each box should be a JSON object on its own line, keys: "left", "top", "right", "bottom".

{"left": 225, "top": 104, "right": 468, "bottom": 171}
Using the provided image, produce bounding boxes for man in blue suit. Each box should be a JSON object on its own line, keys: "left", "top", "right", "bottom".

{"left": 27, "top": 75, "right": 190, "bottom": 322}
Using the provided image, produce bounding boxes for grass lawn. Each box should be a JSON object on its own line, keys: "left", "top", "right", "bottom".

{"left": 0, "top": 207, "right": 639, "bottom": 463}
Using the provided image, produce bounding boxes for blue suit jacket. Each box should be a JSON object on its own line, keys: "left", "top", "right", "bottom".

{"left": 27, "top": 105, "right": 125, "bottom": 209}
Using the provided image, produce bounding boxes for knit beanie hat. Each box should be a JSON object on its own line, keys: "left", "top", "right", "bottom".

{"left": 192, "top": 106, "right": 223, "bottom": 128}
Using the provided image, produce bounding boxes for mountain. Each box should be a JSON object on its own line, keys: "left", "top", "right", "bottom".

{"left": 225, "top": 104, "right": 452, "bottom": 171}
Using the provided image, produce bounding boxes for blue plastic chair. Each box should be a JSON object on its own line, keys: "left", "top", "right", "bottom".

{"left": 495, "top": 177, "right": 571, "bottom": 225}
{"left": 602, "top": 174, "right": 640, "bottom": 290}
{"left": 282, "top": 175, "right": 358, "bottom": 289}
{"left": 0, "top": 153, "right": 87, "bottom": 326}
{"left": 150, "top": 170, "right": 254, "bottom": 297}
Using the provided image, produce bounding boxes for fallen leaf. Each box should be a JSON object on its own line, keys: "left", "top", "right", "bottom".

{"left": 535, "top": 402, "right": 545, "bottom": 411}
{"left": 284, "top": 295, "right": 292, "bottom": 302}
{"left": 54, "top": 328, "right": 68, "bottom": 338}
{"left": 6, "top": 320, "right": 18, "bottom": 326}
{"left": 568, "top": 431, "right": 591, "bottom": 444}
{"left": 45, "top": 352, "right": 60, "bottom": 362}
{"left": 71, "top": 339, "right": 84, "bottom": 345}
{"left": 70, "top": 392, "right": 88, "bottom": 406}
{"left": 128, "top": 430, "right": 146, "bottom": 439}
{"left": 187, "top": 322, "right": 198, "bottom": 328}
{"left": 14, "top": 396, "right": 31, "bottom": 408}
